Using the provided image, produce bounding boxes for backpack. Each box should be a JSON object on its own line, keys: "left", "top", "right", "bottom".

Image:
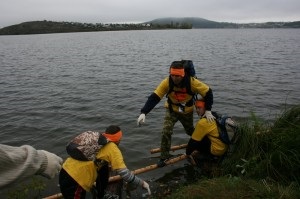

{"left": 66, "top": 131, "right": 108, "bottom": 161}
{"left": 182, "top": 60, "right": 196, "bottom": 78}
{"left": 216, "top": 115, "right": 239, "bottom": 145}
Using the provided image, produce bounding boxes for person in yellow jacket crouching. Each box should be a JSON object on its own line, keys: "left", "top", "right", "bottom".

{"left": 186, "top": 100, "right": 228, "bottom": 167}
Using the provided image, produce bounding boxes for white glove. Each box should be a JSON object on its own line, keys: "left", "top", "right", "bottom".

{"left": 40, "top": 150, "right": 63, "bottom": 179}
{"left": 203, "top": 110, "right": 215, "bottom": 123}
{"left": 142, "top": 181, "right": 151, "bottom": 195}
{"left": 137, "top": 113, "right": 146, "bottom": 126}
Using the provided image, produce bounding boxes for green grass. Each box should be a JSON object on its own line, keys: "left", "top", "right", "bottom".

{"left": 162, "top": 104, "right": 300, "bottom": 199}
{"left": 164, "top": 177, "right": 300, "bottom": 199}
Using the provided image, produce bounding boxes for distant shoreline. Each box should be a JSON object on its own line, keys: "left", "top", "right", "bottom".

{"left": 0, "top": 18, "right": 299, "bottom": 35}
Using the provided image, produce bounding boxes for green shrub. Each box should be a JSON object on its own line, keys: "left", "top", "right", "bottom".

{"left": 222, "top": 105, "right": 300, "bottom": 184}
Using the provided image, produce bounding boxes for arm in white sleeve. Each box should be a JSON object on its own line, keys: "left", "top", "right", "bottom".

{"left": 0, "top": 144, "right": 62, "bottom": 188}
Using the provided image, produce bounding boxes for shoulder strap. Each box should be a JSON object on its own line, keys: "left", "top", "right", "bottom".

{"left": 217, "top": 115, "right": 229, "bottom": 129}
{"left": 185, "top": 76, "right": 194, "bottom": 96}
{"left": 166, "top": 75, "right": 174, "bottom": 97}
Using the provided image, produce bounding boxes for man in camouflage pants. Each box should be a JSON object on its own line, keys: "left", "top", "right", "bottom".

{"left": 160, "top": 110, "right": 194, "bottom": 160}
{"left": 137, "top": 61, "right": 214, "bottom": 167}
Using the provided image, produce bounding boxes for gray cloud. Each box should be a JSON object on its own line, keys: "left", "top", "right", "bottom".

{"left": 1, "top": 0, "right": 299, "bottom": 28}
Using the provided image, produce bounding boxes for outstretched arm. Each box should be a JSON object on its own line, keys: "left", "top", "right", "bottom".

{"left": 116, "top": 168, "right": 151, "bottom": 195}
{"left": 140, "top": 93, "right": 161, "bottom": 114}
{"left": 0, "top": 144, "right": 63, "bottom": 188}
{"left": 137, "top": 93, "right": 161, "bottom": 126}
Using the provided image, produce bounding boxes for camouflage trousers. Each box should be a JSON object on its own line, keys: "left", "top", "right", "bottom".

{"left": 160, "top": 109, "right": 194, "bottom": 159}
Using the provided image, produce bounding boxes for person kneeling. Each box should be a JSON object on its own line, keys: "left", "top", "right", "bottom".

{"left": 186, "top": 100, "right": 227, "bottom": 168}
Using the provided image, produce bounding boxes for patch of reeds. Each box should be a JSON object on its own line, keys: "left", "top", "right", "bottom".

{"left": 222, "top": 104, "right": 300, "bottom": 184}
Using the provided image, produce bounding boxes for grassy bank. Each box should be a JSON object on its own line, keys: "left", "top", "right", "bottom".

{"left": 162, "top": 104, "right": 300, "bottom": 199}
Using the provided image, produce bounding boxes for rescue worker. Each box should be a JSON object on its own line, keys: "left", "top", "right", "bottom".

{"left": 137, "top": 60, "right": 214, "bottom": 167}
{"left": 186, "top": 100, "right": 228, "bottom": 166}
{"left": 59, "top": 125, "right": 151, "bottom": 198}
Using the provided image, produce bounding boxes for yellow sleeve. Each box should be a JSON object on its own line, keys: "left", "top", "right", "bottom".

{"left": 96, "top": 142, "right": 126, "bottom": 170}
{"left": 191, "top": 118, "right": 228, "bottom": 156}
{"left": 190, "top": 77, "right": 210, "bottom": 97}
{"left": 153, "top": 77, "right": 169, "bottom": 99}
{"left": 191, "top": 118, "right": 216, "bottom": 141}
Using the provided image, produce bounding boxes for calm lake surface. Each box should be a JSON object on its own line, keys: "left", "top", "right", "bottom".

{"left": 0, "top": 29, "right": 299, "bottom": 198}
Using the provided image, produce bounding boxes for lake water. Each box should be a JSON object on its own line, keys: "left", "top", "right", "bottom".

{"left": 0, "top": 29, "right": 299, "bottom": 198}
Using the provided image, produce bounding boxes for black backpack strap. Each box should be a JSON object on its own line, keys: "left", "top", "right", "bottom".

{"left": 166, "top": 75, "right": 173, "bottom": 97}
{"left": 185, "top": 76, "right": 194, "bottom": 96}
{"left": 212, "top": 112, "right": 220, "bottom": 119}
{"left": 167, "top": 97, "right": 174, "bottom": 113}
{"left": 94, "top": 158, "right": 108, "bottom": 170}
{"left": 184, "top": 76, "right": 196, "bottom": 106}
{"left": 166, "top": 76, "right": 175, "bottom": 113}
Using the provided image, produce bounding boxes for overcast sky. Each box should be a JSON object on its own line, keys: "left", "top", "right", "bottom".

{"left": 1, "top": 0, "right": 300, "bottom": 28}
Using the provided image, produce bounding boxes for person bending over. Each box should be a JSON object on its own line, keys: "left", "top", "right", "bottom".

{"left": 59, "top": 125, "right": 150, "bottom": 199}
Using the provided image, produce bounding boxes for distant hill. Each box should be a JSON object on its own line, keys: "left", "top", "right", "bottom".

{"left": 146, "top": 17, "right": 237, "bottom": 28}
{"left": 0, "top": 17, "right": 299, "bottom": 35}
{"left": 145, "top": 17, "right": 300, "bottom": 29}
{"left": 0, "top": 21, "right": 93, "bottom": 35}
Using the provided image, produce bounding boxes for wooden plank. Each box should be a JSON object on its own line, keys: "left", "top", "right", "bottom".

{"left": 109, "top": 154, "right": 187, "bottom": 182}
{"left": 42, "top": 193, "right": 62, "bottom": 199}
{"left": 150, "top": 144, "right": 187, "bottom": 154}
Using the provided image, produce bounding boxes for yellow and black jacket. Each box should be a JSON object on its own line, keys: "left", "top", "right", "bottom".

{"left": 141, "top": 76, "right": 213, "bottom": 114}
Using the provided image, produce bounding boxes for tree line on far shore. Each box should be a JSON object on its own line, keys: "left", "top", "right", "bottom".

{"left": 0, "top": 20, "right": 192, "bottom": 35}
{"left": 0, "top": 18, "right": 299, "bottom": 35}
